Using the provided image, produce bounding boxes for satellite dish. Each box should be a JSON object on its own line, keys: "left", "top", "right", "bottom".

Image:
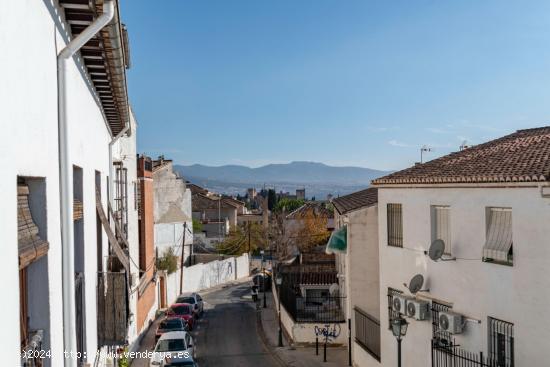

{"left": 428, "top": 239, "right": 456, "bottom": 262}
{"left": 408, "top": 274, "right": 424, "bottom": 294}
{"left": 429, "top": 240, "right": 445, "bottom": 261}
{"left": 329, "top": 283, "right": 339, "bottom": 296}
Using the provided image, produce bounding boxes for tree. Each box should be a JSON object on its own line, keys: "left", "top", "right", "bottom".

{"left": 289, "top": 209, "right": 331, "bottom": 252}
{"left": 267, "top": 189, "right": 277, "bottom": 210}
{"left": 273, "top": 198, "right": 305, "bottom": 213}
{"left": 192, "top": 219, "right": 203, "bottom": 233}
{"left": 217, "top": 222, "right": 267, "bottom": 255}
{"left": 156, "top": 247, "right": 179, "bottom": 274}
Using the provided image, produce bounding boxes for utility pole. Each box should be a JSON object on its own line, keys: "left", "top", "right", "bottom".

{"left": 248, "top": 221, "right": 251, "bottom": 254}
{"left": 179, "top": 221, "right": 187, "bottom": 295}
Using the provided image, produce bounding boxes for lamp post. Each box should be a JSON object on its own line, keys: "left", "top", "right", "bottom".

{"left": 391, "top": 315, "right": 408, "bottom": 367}
{"left": 261, "top": 250, "right": 267, "bottom": 308}
{"left": 275, "top": 274, "right": 283, "bottom": 347}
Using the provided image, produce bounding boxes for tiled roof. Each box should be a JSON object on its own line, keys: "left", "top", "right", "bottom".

{"left": 332, "top": 187, "right": 378, "bottom": 214}
{"left": 286, "top": 202, "right": 334, "bottom": 220}
{"left": 372, "top": 127, "right": 550, "bottom": 185}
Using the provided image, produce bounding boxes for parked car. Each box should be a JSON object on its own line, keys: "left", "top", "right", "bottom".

{"left": 150, "top": 331, "right": 195, "bottom": 367}
{"left": 166, "top": 303, "right": 195, "bottom": 330}
{"left": 161, "top": 355, "right": 199, "bottom": 366}
{"left": 155, "top": 317, "right": 188, "bottom": 342}
{"left": 175, "top": 293, "right": 204, "bottom": 317}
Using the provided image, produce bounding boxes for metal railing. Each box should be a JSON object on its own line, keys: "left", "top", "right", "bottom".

{"left": 354, "top": 307, "right": 380, "bottom": 361}
{"left": 279, "top": 280, "right": 345, "bottom": 323}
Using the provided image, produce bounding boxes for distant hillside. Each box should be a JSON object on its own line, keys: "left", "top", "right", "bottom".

{"left": 174, "top": 161, "right": 389, "bottom": 198}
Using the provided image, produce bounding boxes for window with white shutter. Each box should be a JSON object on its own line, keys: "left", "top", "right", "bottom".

{"left": 431, "top": 206, "right": 451, "bottom": 255}
{"left": 483, "top": 207, "right": 513, "bottom": 266}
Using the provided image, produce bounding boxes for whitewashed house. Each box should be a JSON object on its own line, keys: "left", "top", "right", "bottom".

{"left": 372, "top": 127, "right": 550, "bottom": 367}
{"left": 153, "top": 157, "right": 193, "bottom": 306}
{"left": 0, "top": 1, "right": 132, "bottom": 366}
{"left": 332, "top": 188, "right": 381, "bottom": 366}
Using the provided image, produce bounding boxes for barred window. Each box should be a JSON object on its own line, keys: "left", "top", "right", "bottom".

{"left": 431, "top": 206, "right": 451, "bottom": 255}
{"left": 387, "top": 203, "right": 403, "bottom": 247}
{"left": 488, "top": 317, "right": 514, "bottom": 367}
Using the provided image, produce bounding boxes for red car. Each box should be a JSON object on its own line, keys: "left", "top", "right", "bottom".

{"left": 166, "top": 303, "right": 195, "bottom": 330}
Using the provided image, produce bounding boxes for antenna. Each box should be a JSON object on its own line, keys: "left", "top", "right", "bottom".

{"left": 460, "top": 140, "right": 470, "bottom": 151}
{"left": 403, "top": 274, "right": 429, "bottom": 294}
{"left": 420, "top": 145, "right": 433, "bottom": 163}
{"left": 427, "top": 239, "right": 456, "bottom": 262}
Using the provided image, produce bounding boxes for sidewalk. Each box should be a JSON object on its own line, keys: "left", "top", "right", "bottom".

{"left": 256, "top": 291, "right": 349, "bottom": 367}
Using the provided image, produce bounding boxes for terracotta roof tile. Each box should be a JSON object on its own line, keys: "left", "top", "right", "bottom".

{"left": 332, "top": 187, "right": 378, "bottom": 214}
{"left": 372, "top": 127, "right": 550, "bottom": 185}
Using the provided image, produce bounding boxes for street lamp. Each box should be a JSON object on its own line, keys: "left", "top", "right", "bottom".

{"left": 260, "top": 250, "right": 267, "bottom": 308}
{"left": 391, "top": 315, "right": 408, "bottom": 367}
{"left": 275, "top": 274, "right": 283, "bottom": 347}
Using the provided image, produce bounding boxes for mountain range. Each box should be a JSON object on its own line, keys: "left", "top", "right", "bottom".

{"left": 174, "top": 161, "right": 389, "bottom": 199}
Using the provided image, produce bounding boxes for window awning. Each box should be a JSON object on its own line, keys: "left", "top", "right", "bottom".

{"left": 483, "top": 208, "right": 513, "bottom": 262}
{"left": 325, "top": 225, "right": 347, "bottom": 254}
{"left": 18, "top": 185, "right": 49, "bottom": 269}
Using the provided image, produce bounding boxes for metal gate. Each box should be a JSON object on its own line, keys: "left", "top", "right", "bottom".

{"left": 75, "top": 272, "right": 86, "bottom": 366}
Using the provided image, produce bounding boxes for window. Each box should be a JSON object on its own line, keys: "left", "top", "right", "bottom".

{"left": 387, "top": 203, "right": 403, "bottom": 247}
{"left": 431, "top": 206, "right": 451, "bottom": 255}
{"left": 488, "top": 317, "right": 514, "bottom": 367}
{"left": 483, "top": 208, "right": 513, "bottom": 266}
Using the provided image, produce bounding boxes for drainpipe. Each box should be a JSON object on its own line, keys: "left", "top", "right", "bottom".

{"left": 57, "top": 2, "right": 115, "bottom": 366}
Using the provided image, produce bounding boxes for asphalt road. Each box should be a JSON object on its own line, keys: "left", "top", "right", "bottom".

{"left": 131, "top": 281, "right": 279, "bottom": 367}
{"left": 194, "top": 282, "right": 279, "bottom": 367}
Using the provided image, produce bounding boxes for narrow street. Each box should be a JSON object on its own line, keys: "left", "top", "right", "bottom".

{"left": 132, "top": 282, "right": 280, "bottom": 367}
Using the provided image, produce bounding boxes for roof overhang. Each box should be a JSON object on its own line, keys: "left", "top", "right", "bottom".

{"left": 59, "top": 0, "right": 130, "bottom": 136}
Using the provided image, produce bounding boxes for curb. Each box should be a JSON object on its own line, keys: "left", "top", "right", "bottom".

{"left": 256, "top": 308, "right": 288, "bottom": 367}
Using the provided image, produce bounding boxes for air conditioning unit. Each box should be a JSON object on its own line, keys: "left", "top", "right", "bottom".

{"left": 439, "top": 311, "right": 464, "bottom": 334}
{"left": 392, "top": 295, "right": 412, "bottom": 314}
{"left": 406, "top": 299, "right": 430, "bottom": 321}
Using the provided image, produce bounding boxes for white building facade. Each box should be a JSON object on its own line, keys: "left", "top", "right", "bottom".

{"left": 0, "top": 1, "right": 132, "bottom": 366}
{"left": 373, "top": 127, "right": 550, "bottom": 367}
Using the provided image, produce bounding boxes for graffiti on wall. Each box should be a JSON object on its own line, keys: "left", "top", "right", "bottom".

{"left": 314, "top": 324, "right": 341, "bottom": 342}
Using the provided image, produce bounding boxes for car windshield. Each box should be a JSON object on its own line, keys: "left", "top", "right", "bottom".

{"left": 177, "top": 297, "right": 195, "bottom": 304}
{"left": 156, "top": 338, "right": 186, "bottom": 352}
{"left": 160, "top": 319, "right": 183, "bottom": 330}
{"left": 172, "top": 305, "right": 191, "bottom": 315}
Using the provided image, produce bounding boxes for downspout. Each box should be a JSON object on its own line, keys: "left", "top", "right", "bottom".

{"left": 57, "top": 2, "right": 115, "bottom": 366}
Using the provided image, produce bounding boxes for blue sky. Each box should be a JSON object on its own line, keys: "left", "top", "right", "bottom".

{"left": 121, "top": 0, "right": 550, "bottom": 171}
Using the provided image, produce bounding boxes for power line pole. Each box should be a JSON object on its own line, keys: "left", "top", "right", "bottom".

{"left": 179, "top": 221, "right": 187, "bottom": 295}
{"left": 248, "top": 221, "right": 251, "bottom": 254}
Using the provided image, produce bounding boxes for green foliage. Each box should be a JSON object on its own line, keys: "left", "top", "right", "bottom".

{"left": 267, "top": 189, "right": 277, "bottom": 210}
{"left": 192, "top": 219, "right": 203, "bottom": 233}
{"left": 273, "top": 198, "right": 305, "bottom": 213}
{"left": 156, "top": 247, "right": 178, "bottom": 274}
{"left": 217, "top": 222, "right": 266, "bottom": 255}
{"left": 118, "top": 347, "right": 129, "bottom": 367}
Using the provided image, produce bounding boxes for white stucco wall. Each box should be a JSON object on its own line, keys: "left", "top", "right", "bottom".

{"left": 111, "top": 112, "right": 141, "bottom": 345}
{"left": 336, "top": 205, "right": 382, "bottom": 367}
{"left": 0, "top": 2, "right": 118, "bottom": 365}
{"left": 164, "top": 254, "right": 249, "bottom": 305}
{"left": 377, "top": 185, "right": 550, "bottom": 367}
